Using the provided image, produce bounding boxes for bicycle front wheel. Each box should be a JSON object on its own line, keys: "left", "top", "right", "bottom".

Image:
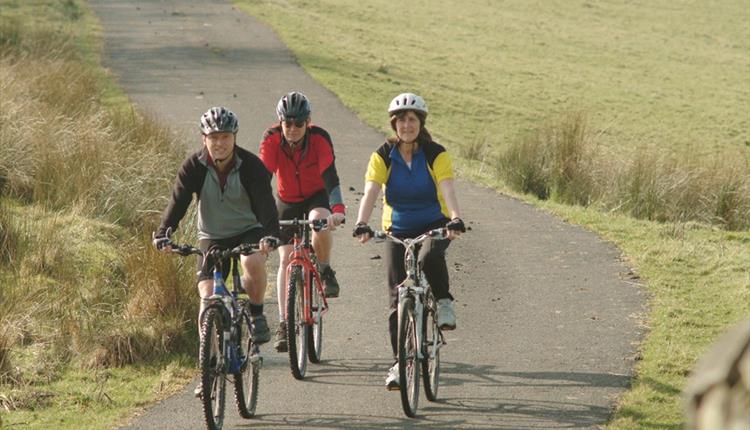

{"left": 200, "top": 307, "right": 226, "bottom": 430}
{"left": 421, "top": 296, "right": 441, "bottom": 401}
{"left": 234, "top": 311, "right": 260, "bottom": 418}
{"left": 286, "top": 266, "right": 308, "bottom": 379}
{"left": 398, "top": 296, "right": 420, "bottom": 417}
{"left": 306, "top": 271, "right": 323, "bottom": 363}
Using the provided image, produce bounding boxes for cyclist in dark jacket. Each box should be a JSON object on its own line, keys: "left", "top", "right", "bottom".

{"left": 353, "top": 93, "right": 466, "bottom": 390}
{"left": 260, "top": 92, "right": 346, "bottom": 352}
{"left": 153, "top": 107, "right": 280, "bottom": 350}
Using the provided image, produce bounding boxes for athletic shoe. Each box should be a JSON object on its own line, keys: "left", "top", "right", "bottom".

{"left": 385, "top": 363, "right": 399, "bottom": 391}
{"left": 320, "top": 266, "right": 340, "bottom": 298}
{"left": 251, "top": 314, "right": 271, "bottom": 344}
{"left": 274, "top": 321, "right": 288, "bottom": 352}
{"left": 437, "top": 298, "right": 456, "bottom": 330}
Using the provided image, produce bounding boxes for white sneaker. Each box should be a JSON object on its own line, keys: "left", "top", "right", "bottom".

{"left": 193, "top": 382, "right": 202, "bottom": 398}
{"left": 437, "top": 298, "right": 456, "bottom": 330}
{"left": 385, "top": 363, "right": 399, "bottom": 391}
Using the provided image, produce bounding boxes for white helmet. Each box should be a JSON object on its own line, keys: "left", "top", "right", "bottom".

{"left": 388, "top": 93, "right": 428, "bottom": 116}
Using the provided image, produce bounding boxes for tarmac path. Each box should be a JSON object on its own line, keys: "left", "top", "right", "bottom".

{"left": 90, "top": 1, "right": 645, "bottom": 428}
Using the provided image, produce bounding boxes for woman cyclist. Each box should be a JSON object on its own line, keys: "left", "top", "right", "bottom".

{"left": 353, "top": 93, "right": 466, "bottom": 389}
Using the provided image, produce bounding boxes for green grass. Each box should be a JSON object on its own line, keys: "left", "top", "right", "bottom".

{"left": 2, "top": 359, "right": 194, "bottom": 430}
{"left": 235, "top": 1, "right": 750, "bottom": 428}
{"left": 237, "top": 0, "right": 749, "bottom": 158}
{"left": 1, "top": 1, "right": 198, "bottom": 427}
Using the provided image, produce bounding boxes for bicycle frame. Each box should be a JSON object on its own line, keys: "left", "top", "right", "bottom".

{"left": 280, "top": 219, "right": 329, "bottom": 325}
{"left": 375, "top": 229, "right": 447, "bottom": 361}
{"left": 172, "top": 244, "right": 260, "bottom": 373}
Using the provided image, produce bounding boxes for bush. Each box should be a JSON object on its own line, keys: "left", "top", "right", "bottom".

{"left": 0, "top": 15, "right": 196, "bottom": 383}
{"left": 500, "top": 112, "right": 750, "bottom": 230}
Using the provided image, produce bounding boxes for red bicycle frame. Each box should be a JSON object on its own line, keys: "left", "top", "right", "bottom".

{"left": 282, "top": 219, "right": 329, "bottom": 325}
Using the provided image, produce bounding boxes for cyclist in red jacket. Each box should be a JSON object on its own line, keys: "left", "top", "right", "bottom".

{"left": 259, "top": 92, "right": 346, "bottom": 352}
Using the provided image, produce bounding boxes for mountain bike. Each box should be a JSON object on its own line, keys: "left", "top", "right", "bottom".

{"left": 169, "top": 242, "right": 262, "bottom": 430}
{"left": 373, "top": 228, "right": 448, "bottom": 418}
{"left": 278, "top": 218, "right": 330, "bottom": 379}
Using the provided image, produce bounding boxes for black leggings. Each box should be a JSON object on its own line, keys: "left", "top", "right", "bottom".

{"left": 385, "top": 224, "right": 452, "bottom": 361}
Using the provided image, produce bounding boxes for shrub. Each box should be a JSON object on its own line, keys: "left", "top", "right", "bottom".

{"left": 501, "top": 112, "right": 750, "bottom": 230}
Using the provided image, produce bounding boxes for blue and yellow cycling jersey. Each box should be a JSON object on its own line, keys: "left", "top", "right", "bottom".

{"left": 365, "top": 140, "right": 454, "bottom": 235}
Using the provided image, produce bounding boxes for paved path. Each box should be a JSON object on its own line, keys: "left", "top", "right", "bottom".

{"left": 91, "top": 1, "right": 645, "bottom": 428}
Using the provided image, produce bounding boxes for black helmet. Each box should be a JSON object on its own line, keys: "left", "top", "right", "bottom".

{"left": 200, "top": 107, "right": 238, "bottom": 135}
{"left": 276, "top": 92, "right": 311, "bottom": 121}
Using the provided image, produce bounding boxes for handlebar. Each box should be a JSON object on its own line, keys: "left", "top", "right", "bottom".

{"left": 373, "top": 228, "right": 448, "bottom": 246}
{"left": 279, "top": 218, "right": 329, "bottom": 232}
{"left": 169, "top": 242, "right": 261, "bottom": 259}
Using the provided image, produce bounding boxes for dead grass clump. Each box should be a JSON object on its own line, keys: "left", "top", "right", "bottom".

{"left": 499, "top": 111, "right": 598, "bottom": 205}
{"left": 501, "top": 111, "right": 749, "bottom": 230}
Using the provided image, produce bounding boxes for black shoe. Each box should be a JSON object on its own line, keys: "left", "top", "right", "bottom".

{"left": 251, "top": 315, "right": 271, "bottom": 344}
{"left": 274, "top": 321, "right": 288, "bottom": 352}
{"left": 320, "top": 266, "right": 340, "bottom": 298}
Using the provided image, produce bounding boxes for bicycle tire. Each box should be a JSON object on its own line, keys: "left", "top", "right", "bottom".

{"left": 200, "top": 307, "right": 226, "bottom": 430}
{"left": 421, "top": 296, "right": 441, "bottom": 401}
{"left": 234, "top": 311, "right": 260, "bottom": 418}
{"left": 398, "top": 296, "right": 420, "bottom": 417}
{"left": 307, "top": 271, "right": 324, "bottom": 363}
{"left": 286, "top": 266, "right": 308, "bottom": 379}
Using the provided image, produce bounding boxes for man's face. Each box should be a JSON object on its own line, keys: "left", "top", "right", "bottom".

{"left": 203, "top": 131, "right": 236, "bottom": 162}
{"left": 281, "top": 117, "right": 309, "bottom": 145}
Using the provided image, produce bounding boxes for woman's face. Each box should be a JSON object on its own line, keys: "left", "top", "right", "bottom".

{"left": 281, "top": 118, "right": 309, "bottom": 145}
{"left": 395, "top": 111, "right": 421, "bottom": 144}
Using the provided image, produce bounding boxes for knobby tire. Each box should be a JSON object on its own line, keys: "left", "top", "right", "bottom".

{"left": 307, "top": 271, "right": 324, "bottom": 363}
{"left": 398, "top": 297, "right": 420, "bottom": 417}
{"left": 421, "top": 297, "right": 441, "bottom": 401}
{"left": 234, "top": 311, "right": 260, "bottom": 418}
{"left": 200, "top": 307, "right": 226, "bottom": 430}
{"left": 286, "top": 266, "right": 308, "bottom": 379}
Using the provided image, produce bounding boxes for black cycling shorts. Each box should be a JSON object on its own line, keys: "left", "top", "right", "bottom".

{"left": 277, "top": 189, "right": 330, "bottom": 244}
{"left": 196, "top": 228, "right": 265, "bottom": 282}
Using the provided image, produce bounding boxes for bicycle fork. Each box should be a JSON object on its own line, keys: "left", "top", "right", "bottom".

{"left": 398, "top": 283, "right": 426, "bottom": 361}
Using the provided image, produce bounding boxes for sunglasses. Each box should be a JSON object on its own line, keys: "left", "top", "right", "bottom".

{"left": 283, "top": 119, "right": 307, "bottom": 128}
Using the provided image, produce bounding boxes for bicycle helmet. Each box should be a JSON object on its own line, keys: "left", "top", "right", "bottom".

{"left": 276, "top": 91, "right": 311, "bottom": 121}
{"left": 200, "top": 107, "right": 238, "bottom": 135}
{"left": 388, "top": 93, "right": 428, "bottom": 116}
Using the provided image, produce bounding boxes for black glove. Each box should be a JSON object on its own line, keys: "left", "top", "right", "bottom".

{"left": 446, "top": 218, "right": 466, "bottom": 233}
{"left": 352, "top": 223, "right": 374, "bottom": 238}
{"left": 261, "top": 236, "right": 281, "bottom": 250}
{"left": 152, "top": 227, "right": 172, "bottom": 250}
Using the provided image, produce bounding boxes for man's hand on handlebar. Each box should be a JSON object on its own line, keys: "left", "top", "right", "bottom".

{"left": 152, "top": 227, "right": 173, "bottom": 252}
{"left": 259, "top": 236, "right": 281, "bottom": 255}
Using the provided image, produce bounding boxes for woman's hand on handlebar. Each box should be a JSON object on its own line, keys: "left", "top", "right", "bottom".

{"left": 327, "top": 212, "right": 346, "bottom": 231}
{"left": 353, "top": 222, "right": 374, "bottom": 244}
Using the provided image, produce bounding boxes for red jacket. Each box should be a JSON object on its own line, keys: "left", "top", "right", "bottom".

{"left": 259, "top": 124, "right": 344, "bottom": 214}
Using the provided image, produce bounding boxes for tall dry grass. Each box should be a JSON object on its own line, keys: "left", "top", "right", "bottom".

{"left": 0, "top": 16, "right": 198, "bottom": 387}
{"left": 498, "top": 113, "right": 750, "bottom": 230}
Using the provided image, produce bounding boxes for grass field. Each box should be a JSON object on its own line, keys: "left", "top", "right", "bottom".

{"left": 235, "top": 1, "right": 750, "bottom": 428}
{"left": 238, "top": 0, "right": 749, "bottom": 158}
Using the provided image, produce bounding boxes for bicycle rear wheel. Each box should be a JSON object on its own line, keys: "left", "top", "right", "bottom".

{"left": 234, "top": 311, "right": 260, "bottom": 418}
{"left": 307, "top": 271, "right": 323, "bottom": 363}
{"left": 200, "top": 307, "right": 226, "bottom": 430}
{"left": 398, "top": 296, "right": 420, "bottom": 417}
{"left": 286, "top": 266, "right": 308, "bottom": 379}
{"left": 421, "top": 296, "right": 441, "bottom": 401}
